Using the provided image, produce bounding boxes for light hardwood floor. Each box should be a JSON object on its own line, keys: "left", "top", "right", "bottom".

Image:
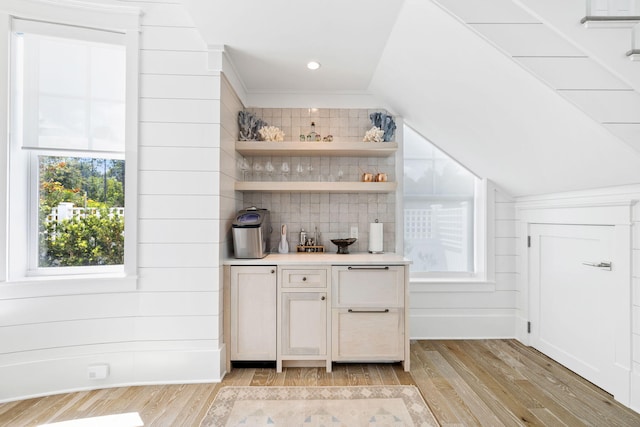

{"left": 1, "top": 340, "right": 639, "bottom": 426}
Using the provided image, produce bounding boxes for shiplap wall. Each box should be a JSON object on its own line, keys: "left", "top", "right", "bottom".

{"left": 409, "top": 185, "right": 518, "bottom": 338}
{"left": 0, "top": 0, "right": 227, "bottom": 402}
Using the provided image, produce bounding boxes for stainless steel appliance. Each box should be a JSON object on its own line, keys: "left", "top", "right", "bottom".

{"left": 232, "top": 207, "right": 271, "bottom": 258}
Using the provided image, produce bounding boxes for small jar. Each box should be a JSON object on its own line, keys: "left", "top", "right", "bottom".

{"left": 362, "top": 173, "right": 374, "bottom": 182}
{"left": 375, "top": 173, "right": 388, "bottom": 182}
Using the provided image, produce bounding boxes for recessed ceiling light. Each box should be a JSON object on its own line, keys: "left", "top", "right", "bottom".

{"left": 307, "top": 61, "right": 321, "bottom": 70}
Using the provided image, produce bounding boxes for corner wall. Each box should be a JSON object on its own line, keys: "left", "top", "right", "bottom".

{"left": 0, "top": 0, "right": 226, "bottom": 402}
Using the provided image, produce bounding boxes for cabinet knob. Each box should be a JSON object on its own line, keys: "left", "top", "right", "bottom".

{"left": 302, "top": 277, "right": 307, "bottom": 281}
{"left": 321, "top": 296, "right": 326, "bottom": 300}
{"left": 271, "top": 269, "right": 275, "bottom": 274}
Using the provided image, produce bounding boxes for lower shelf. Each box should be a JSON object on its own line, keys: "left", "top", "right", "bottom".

{"left": 235, "top": 181, "right": 397, "bottom": 193}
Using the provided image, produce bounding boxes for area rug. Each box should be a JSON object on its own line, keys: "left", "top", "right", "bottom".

{"left": 200, "top": 385, "right": 439, "bottom": 426}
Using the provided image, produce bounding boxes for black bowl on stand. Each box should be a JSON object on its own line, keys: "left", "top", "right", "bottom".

{"left": 330, "top": 238, "right": 357, "bottom": 254}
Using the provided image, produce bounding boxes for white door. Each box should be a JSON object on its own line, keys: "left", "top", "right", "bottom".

{"left": 529, "top": 224, "right": 624, "bottom": 397}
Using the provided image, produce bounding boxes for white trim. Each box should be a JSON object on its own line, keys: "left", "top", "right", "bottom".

{"left": 1, "top": 0, "right": 141, "bottom": 33}
{"left": 0, "top": 14, "right": 10, "bottom": 282}
{"left": 0, "top": 2, "right": 140, "bottom": 288}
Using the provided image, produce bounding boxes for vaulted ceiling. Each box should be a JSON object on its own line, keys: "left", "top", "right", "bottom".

{"left": 179, "top": 0, "right": 640, "bottom": 197}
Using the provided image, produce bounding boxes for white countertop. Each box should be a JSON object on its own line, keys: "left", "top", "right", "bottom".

{"left": 224, "top": 252, "right": 410, "bottom": 266}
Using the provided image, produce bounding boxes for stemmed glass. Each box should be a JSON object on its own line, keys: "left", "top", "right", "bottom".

{"left": 265, "top": 161, "right": 275, "bottom": 177}
{"left": 280, "top": 162, "right": 290, "bottom": 181}
{"left": 252, "top": 161, "right": 263, "bottom": 181}
{"left": 238, "top": 157, "right": 250, "bottom": 181}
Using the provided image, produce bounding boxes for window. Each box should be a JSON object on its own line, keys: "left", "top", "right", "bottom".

{"left": 5, "top": 15, "right": 137, "bottom": 280}
{"left": 403, "top": 125, "right": 480, "bottom": 275}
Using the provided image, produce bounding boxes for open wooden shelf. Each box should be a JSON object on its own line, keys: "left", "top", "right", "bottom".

{"left": 236, "top": 141, "right": 398, "bottom": 157}
{"left": 235, "top": 181, "right": 397, "bottom": 193}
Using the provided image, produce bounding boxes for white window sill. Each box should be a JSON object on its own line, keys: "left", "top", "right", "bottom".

{"left": 0, "top": 273, "right": 137, "bottom": 299}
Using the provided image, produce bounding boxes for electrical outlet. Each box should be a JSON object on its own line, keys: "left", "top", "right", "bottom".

{"left": 350, "top": 226, "right": 358, "bottom": 239}
{"left": 87, "top": 364, "right": 109, "bottom": 380}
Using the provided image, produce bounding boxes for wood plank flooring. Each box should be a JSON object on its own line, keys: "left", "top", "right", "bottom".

{"left": 1, "top": 340, "right": 639, "bottom": 426}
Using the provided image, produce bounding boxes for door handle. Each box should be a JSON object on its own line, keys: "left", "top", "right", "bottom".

{"left": 348, "top": 309, "right": 390, "bottom": 313}
{"left": 582, "top": 261, "right": 612, "bottom": 271}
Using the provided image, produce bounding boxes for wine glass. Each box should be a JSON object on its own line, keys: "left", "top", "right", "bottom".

{"left": 280, "top": 162, "right": 290, "bottom": 181}
{"left": 238, "top": 157, "right": 250, "bottom": 181}
{"left": 265, "top": 161, "right": 275, "bottom": 177}
{"left": 252, "top": 161, "right": 263, "bottom": 181}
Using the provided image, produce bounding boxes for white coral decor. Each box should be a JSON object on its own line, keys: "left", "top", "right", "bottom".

{"left": 258, "top": 125, "right": 285, "bottom": 142}
{"left": 363, "top": 126, "right": 384, "bottom": 142}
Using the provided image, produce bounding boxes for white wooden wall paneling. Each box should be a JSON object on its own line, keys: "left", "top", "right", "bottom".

{"left": 409, "top": 188, "right": 518, "bottom": 339}
{"left": 141, "top": 50, "right": 213, "bottom": 75}
{"left": 495, "top": 237, "right": 518, "bottom": 256}
{"left": 138, "top": 243, "right": 219, "bottom": 268}
{"left": 137, "top": 267, "right": 219, "bottom": 292}
{"left": 138, "top": 195, "right": 220, "bottom": 219}
{"left": 0, "top": 339, "right": 217, "bottom": 366}
{"left": 495, "top": 272, "right": 518, "bottom": 291}
{"left": 140, "top": 26, "right": 206, "bottom": 51}
{"left": 0, "top": 293, "right": 136, "bottom": 326}
{"left": 137, "top": 292, "right": 218, "bottom": 316}
{"left": 139, "top": 219, "right": 220, "bottom": 243}
{"left": 139, "top": 146, "right": 219, "bottom": 171}
{"left": 410, "top": 290, "right": 517, "bottom": 309}
{"left": 135, "top": 316, "right": 218, "bottom": 341}
{"left": 139, "top": 122, "right": 220, "bottom": 147}
{"left": 2, "top": 318, "right": 136, "bottom": 353}
{"left": 0, "top": 0, "right": 227, "bottom": 402}
{"left": 139, "top": 98, "right": 220, "bottom": 123}
{"left": 141, "top": 74, "right": 220, "bottom": 100}
{"left": 140, "top": 171, "right": 219, "bottom": 195}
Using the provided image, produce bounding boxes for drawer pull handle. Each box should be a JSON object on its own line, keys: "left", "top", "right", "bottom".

{"left": 348, "top": 309, "right": 390, "bottom": 313}
{"left": 347, "top": 266, "right": 389, "bottom": 270}
{"left": 302, "top": 277, "right": 307, "bottom": 281}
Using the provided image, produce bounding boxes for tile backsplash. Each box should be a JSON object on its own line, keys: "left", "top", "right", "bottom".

{"left": 245, "top": 107, "right": 391, "bottom": 142}
{"left": 239, "top": 108, "right": 397, "bottom": 254}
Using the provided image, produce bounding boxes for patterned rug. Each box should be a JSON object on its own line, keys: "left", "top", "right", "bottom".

{"left": 200, "top": 385, "right": 439, "bottom": 426}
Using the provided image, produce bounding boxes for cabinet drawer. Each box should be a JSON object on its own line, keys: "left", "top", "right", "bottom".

{"left": 332, "top": 308, "right": 404, "bottom": 361}
{"left": 332, "top": 265, "right": 404, "bottom": 307}
{"left": 281, "top": 268, "right": 328, "bottom": 288}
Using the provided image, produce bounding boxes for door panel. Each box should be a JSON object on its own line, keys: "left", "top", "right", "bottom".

{"left": 529, "top": 224, "right": 617, "bottom": 394}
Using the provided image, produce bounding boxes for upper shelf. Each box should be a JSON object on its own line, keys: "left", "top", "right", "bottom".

{"left": 235, "top": 181, "right": 397, "bottom": 193}
{"left": 236, "top": 141, "right": 398, "bottom": 157}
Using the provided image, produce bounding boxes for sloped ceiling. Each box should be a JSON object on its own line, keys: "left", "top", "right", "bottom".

{"left": 179, "top": 0, "right": 640, "bottom": 197}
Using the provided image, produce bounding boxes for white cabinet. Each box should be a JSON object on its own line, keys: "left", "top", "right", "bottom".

{"left": 277, "top": 267, "right": 331, "bottom": 372}
{"left": 331, "top": 265, "right": 407, "bottom": 368}
{"left": 225, "top": 259, "right": 409, "bottom": 373}
{"left": 230, "top": 266, "right": 277, "bottom": 361}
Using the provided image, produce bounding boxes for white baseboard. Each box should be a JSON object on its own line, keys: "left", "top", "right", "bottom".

{"left": 410, "top": 313, "right": 516, "bottom": 339}
{"left": 0, "top": 347, "right": 224, "bottom": 403}
{"left": 630, "top": 370, "right": 640, "bottom": 413}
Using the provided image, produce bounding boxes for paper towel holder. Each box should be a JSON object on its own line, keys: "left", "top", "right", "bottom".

{"left": 368, "top": 219, "right": 384, "bottom": 254}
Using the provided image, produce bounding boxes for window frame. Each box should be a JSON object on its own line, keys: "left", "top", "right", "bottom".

{"left": 0, "top": 0, "right": 140, "bottom": 291}
{"left": 400, "top": 125, "right": 492, "bottom": 283}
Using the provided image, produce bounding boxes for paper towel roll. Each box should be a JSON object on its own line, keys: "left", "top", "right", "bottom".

{"left": 368, "top": 221, "right": 384, "bottom": 253}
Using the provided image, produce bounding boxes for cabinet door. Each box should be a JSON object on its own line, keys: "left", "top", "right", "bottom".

{"left": 332, "top": 266, "right": 404, "bottom": 308}
{"left": 230, "top": 266, "right": 276, "bottom": 360}
{"left": 281, "top": 292, "right": 327, "bottom": 356}
{"left": 332, "top": 308, "right": 404, "bottom": 361}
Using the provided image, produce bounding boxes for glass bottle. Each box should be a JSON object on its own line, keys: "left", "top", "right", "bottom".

{"left": 308, "top": 122, "right": 317, "bottom": 142}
